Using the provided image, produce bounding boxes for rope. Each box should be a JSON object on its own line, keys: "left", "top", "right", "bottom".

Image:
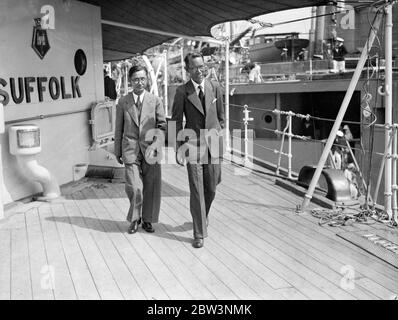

{"left": 252, "top": 142, "right": 280, "bottom": 153}
{"left": 310, "top": 205, "right": 387, "bottom": 227}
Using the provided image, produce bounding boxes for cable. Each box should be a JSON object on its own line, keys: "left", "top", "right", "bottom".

{"left": 310, "top": 204, "right": 385, "bottom": 227}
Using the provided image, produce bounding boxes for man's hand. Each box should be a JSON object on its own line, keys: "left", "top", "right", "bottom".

{"left": 145, "top": 145, "right": 157, "bottom": 161}
{"left": 176, "top": 149, "right": 185, "bottom": 166}
{"left": 116, "top": 156, "right": 123, "bottom": 165}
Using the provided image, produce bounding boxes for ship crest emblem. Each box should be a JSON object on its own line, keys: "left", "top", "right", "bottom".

{"left": 32, "top": 18, "right": 50, "bottom": 59}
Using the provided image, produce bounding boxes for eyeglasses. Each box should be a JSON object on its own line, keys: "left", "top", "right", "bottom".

{"left": 131, "top": 77, "right": 147, "bottom": 83}
{"left": 189, "top": 66, "right": 206, "bottom": 72}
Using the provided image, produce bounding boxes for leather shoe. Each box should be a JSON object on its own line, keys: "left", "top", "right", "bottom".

{"left": 142, "top": 221, "right": 155, "bottom": 233}
{"left": 128, "top": 218, "right": 141, "bottom": 234}
{"left": 192, "top": 238, "right": 204, "bottom": 248}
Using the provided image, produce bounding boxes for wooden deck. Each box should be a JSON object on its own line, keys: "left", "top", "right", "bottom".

{"left": 1, "top": 162, "right": 397, "bottom": 300}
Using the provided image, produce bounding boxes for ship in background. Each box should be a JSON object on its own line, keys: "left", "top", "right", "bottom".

{"left": 248, "top": 32, "right": 310, "bottom": 63}
{"left": 225, "top": 3, "right": 398, "bottom": 202}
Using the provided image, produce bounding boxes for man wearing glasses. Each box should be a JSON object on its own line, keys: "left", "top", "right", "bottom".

{"left": 114, "top": 65, "right": 166, "bottom": 234}
{"left": 171, "top": 52, "right": 225, "bottom": 248}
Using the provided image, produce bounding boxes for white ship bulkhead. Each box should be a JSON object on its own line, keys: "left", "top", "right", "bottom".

{"left": 0, "top": 0, "right": 104, "bottom": 204}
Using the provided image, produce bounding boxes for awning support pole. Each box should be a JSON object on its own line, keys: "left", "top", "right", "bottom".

{"left": 225, "top": 39, "right": 230, "bottom": 151}
{"left": 163, "top": 49, "right": 169, "bottom": 117}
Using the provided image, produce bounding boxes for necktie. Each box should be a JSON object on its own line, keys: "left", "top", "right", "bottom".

{"left": 198, "top": 85, "right": 206, "bottom": 116}
{"left": 135, "top": 97, "right": 142, "bottom": 121}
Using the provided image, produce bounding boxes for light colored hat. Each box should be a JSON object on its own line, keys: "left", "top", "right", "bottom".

{"left": 343, "top": 125, "right": 349, "bottom": 130}
{"left": 336, "top": 37, "right": 344, "bottom": 42}
{"left": 336, "top": 130, "right": 344, "bottom": 137}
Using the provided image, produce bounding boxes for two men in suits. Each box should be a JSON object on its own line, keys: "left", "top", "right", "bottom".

{"left": 114, "top": 65, "right": 166, "bottom": 234}
{"left": 171, "top": 52, "right": 225, "bottom": 248}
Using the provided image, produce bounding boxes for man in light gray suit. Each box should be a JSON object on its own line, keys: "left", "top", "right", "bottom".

{"left": 171, "top": 52, "right": 225, "bottom": 248}
{"left": 114, "top": 65, "right": 166, "bottom": 234}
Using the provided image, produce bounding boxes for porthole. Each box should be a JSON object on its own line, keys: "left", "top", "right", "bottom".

{"left": 74, "top": 49, "right": 87, "bottom": 76}
{"left": 264, "top": 114, "right": 273, "bottom": 124}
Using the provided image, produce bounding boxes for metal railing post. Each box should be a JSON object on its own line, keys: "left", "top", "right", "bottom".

{"left": 392, "top": 124, "right": 398, "bottom": 220}
{"left": 384, "top": 4, "right": 393, "bottom": 219}
{"left": 287, "top": 113, "right": 293, "bottom": 179}
{"left": 373, "top": 126, "right": 394, "bottom": 205}
{"left": 243, "top": 105, "right": 253, "bottom": 163}
{"left": 276, "top": 119, "right": 289, "bottom": 176}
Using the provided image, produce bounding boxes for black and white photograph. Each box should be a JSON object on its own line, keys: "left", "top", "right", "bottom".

{"left": 0, "top": 0, "right": 398, "bottom": 308}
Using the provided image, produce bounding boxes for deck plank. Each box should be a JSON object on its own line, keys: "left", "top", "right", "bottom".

{"left": 212, "top": 184, "right": 378, "bottom": 299}
{"left": 164, "top": 169, "right": 332, "bottom": 299}
{"left": 2, "top": 162, "right": 398, "bottom": 300}
{"left": 159, "top": 184, "right": 292, "bottom": 296}
{"left": 164, "top": 164, "right": 398, "bottom": 299}
{"left": 99, "top": 185, "right": 197, "bottom": 300}
{"left": 10, "top": 214, "right": 32, "bottom": 300}
{"left": 85, "top": 187, "right": 170, "bottom": 300}
{"left": 25, "top": 208, "right": 54, "bottom": 300}
{"left": 0, "top": 229, "right": 11, "bottom": 299}
{"left": 50, "top": 202, "right": 102, "bottom": 299}
{"left": 241, "top": 169, "right": 398, "bottom": 271}
{"left": 109, "top": 177, "right": 239, "bottom": 300}
{"left": 63, "top": 195, "right": 146, "bottom": 300}
{"left": 67, "top": 192, "right": 130, "bottom": 300}
{"left": 161, "top": 198, "right": 261, "bottom": 300}
{"left": 220, "top": 168, "right": 398, "bottom": 289}
{"left": 356, "top": 277, "right": 397, "bottom": 299}
{"left": 37, "top": 204, "right": 77, "bottom": 300}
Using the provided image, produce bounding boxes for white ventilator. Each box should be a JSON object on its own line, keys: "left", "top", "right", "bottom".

{"left": 8, "top": 125, "right": 60, "bottom": 200}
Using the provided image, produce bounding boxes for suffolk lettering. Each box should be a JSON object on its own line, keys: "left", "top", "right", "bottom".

{"left": 0, "top": 76, "right": 81, "bottom": 106}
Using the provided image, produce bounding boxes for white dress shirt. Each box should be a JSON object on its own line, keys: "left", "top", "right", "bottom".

{"left": 191, "top": 79, "right": 205, "bottom": 97}
{"left": 132, "top": 91, "right": 145, "bottom": 105}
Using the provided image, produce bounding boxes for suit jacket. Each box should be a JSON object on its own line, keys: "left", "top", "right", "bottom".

{"left": 104, "top": 76, "right": 117, "bottom": 100}
{"left": 171, "top": 79, "right": 225, "bottom": 161}
{"left": 114, "top": 91, "right": 166, "bottom": 164}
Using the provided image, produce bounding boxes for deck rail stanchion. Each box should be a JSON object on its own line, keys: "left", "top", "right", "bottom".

{"left": 287, "top": 112, "right": 293, "bottom": 179}
{"left": 273, "top": 110, "right": 296, "bottom": 179}
{"left": 373, "top": 126, "right": 394, "bottom": 207}
{"left": 384, "top": 3, "right": 394, "bottom": 219}
{"left": 276, "top": 119, "right": 289, "bottom": 176}
{"left": 243, "top": 105, "right": 253, "bottom": 163}
{"left": 299, "top": 11, "right": 383, "bottom": 212}
{"left": 392, "top": 125, "right": 398, "bottom": 222}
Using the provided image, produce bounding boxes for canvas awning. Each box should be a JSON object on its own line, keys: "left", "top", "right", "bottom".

{"left": 78, "top": 0, "right": 330, "bottom": 61}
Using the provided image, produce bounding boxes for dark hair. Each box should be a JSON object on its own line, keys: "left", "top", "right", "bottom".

{"left": 184, "top": 52, "right": 203, "bottom": 69}
{"left": 128, "top": 64, "right": 148, "bottom": 78}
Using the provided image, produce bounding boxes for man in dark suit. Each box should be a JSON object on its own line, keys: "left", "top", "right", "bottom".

{"left": 114, "top": 65, "right": 166, "bottom": 234}
{"left": 171, "top": 52, "right": 225, "bottom": 248}
{"left": 104, "top": 69, "right": 117, "bottom": 100}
